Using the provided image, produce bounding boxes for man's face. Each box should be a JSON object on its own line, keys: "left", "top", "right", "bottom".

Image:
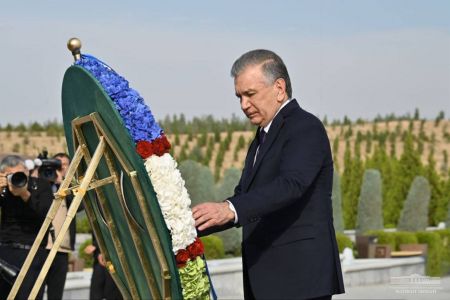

{"left": 57, "top": 156, "right": 70, "bottom": 177}
{"left": 234, "top": 64, "right": 286, "bottom": 128}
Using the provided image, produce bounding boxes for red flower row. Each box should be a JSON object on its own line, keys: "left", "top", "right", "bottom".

{"left": 136, "top": 135, "right": 171, "bottom": 159}
{"left": 175, "top": 238, "right": 205, "bottom": 268}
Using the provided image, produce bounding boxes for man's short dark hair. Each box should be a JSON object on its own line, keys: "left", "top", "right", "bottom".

{"left": 52, "top": 153, "right": 70, "bottom": 161}
{"left": 231, "top": 49, "right": 292, "bottom": 98}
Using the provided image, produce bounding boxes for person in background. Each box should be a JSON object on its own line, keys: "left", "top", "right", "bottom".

{"left": 0, "top": 155, "right": 53, "bottom": 299}
{"left": 43, "top": 153, "right": 76, "bottom": 300}
{"left": 85, "top": 234, "right": 122, "bottom": 300}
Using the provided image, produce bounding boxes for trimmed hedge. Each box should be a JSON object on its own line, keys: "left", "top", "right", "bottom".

{"left": 435, "top": 229, "right": 450, "bottom": 275}
{"left": 393, "top": 231, "right": 418, "bottom": 250}
{"left": 366, "top": 230, "right": 396, "bottom": 250}
{"left": 416, "top": 231, "right": 442, "bottom": 276}
{"left": 200, "top": 235, "right": 225, "bottom": 259}
{"left": 365, "top": 230, "right": 450, "bottom": 276}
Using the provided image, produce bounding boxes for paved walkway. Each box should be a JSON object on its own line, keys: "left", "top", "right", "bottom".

{"left": 334, "top": 276, "right": 450, "bottom": 300}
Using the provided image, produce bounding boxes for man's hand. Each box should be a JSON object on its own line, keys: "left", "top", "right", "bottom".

{"left": 0, "top": 172, "right": 30, "bottom": 202}
{"left": 9, "top": 182, "right": 30, "bottom": 202}
{"left": 0, "top": 173, "right": 7, "bottom": 189}
{"left": 97, "top": 253, "right": 106, "bottom": 267}
{"left": 84, "top": 244, "right": 96, "bottom": 255}
{"left": 192, "top": 202, "right": 235, "bottom": 231}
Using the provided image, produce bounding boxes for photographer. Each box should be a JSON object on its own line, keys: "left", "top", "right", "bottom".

{"left": 0, "top": 155, "right": 53, "bottom": 299}
{"left": 43, "top": 152, "right": 76, "bottom": 300}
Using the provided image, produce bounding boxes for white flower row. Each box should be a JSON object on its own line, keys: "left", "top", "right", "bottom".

{"left": 144, "top": 153, "right": 197, "bottom": 253}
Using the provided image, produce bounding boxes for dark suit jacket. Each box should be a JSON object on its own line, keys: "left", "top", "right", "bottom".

{"left": 227, "top": 99, "right": 345, "bottom": 299}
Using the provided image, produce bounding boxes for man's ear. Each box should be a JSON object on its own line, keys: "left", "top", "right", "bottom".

{"left": 274, "top": 78, "right": 287, "bottom": 102}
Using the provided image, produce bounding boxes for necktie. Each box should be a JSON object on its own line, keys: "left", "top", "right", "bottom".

{"left": 253, "top": 129, "right": 266, "bottom": 166}
{"left": 258, "top": 129, "right": 266, "bottom": 145}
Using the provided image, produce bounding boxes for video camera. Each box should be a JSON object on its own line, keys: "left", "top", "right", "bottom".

{"left": 36, "top": 150, "right": 62, "bottom": 183}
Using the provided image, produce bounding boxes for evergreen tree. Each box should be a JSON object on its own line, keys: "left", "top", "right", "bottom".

{"left": 342, "top": 141, "right": 353, "bottom": 229}
{"left": 331, "top": 170, "right": 344, "bottom": 232}
{"left": 214, "top": 129, "right": 221, "bottom": 143}
{"left": 408, "top": 120, "right": 414, "bottom": 132}
{"left": 414, "top": 108, "right": 420, "bottom": 120}
{"left": 385, "top": 132, "right": 423, "bottom": 226}
{"left": 188, "top": 145, "right": 204, "bottom": 162}
{"left": 445, "top": 177, "right": 450, "bottom": 229}
{"left": 29, "top": 121, "right": 44, "bottom": 132}
{"left": 397, "top": 176, "right": 430, "bottom": 231}
{"left": 233, "top": 135, "right": 246, "bottom": 162}
{"left": 366, "top": 145, "right": 397, "bottom": 227}
{"left": 441, "top": 150, "right": 448, "bottom": 175}
{"left": 214, "top": 142, "right": 226, "bottom": 181}
{"left": 332, "top": 137, "right": 340, "bottom": 170}
{"left": 365, "top": 132, "right": 372, "bottom": 154}
{"left": 178, "top": 145, "right": 188, "bottom": 162}
{"left": 344, "top": 124, "right": 353, "bottom": 139}
{"left": 342, "top": 141, "right": 363, "bottom": 229}
{"left": 388, "top": 132, "right": 396, "bottom": 157}
{"left": 203, "top": 136, "right": 215, "bottom": 166}
{"left": 198, "top": 131, "right": 208, "bottom": 147}
{"left": 425, "top": 149, "right": 447, "bottom": 226}
{"left": 179, "top": 160, "right": 216, "bottom": 206}
{"left": 216, "top": 168, "right": 241, "bottom": 200}
{"left": 356, "top": 169, "right": 384, "bottom": 233}
{"left": 435, "top": 110, "right": 445, "bottom": 127}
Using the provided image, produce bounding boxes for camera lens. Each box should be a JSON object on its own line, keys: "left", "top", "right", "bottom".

{"left": 7, "top": 172, "right": 28, "bottom": 188}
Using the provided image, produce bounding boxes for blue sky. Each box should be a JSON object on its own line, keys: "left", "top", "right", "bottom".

{"left": 1, "top": 0, "right": 449, "bottom": 124}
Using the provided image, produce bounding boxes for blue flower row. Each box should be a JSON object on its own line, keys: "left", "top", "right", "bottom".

{"left": 75, "top": 54, "right": 162, "bottom": 142}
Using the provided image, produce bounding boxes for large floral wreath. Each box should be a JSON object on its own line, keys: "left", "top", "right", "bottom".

{"left": 75, "top": 55, "right": 211, "bottom": 299}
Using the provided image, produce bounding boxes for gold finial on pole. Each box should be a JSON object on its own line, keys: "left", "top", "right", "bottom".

{"left": 67, "top": 38, "right": 82, "bottom": 61}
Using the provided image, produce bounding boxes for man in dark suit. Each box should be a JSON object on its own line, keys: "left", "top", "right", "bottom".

{"left": 192, "top": 49, "right": 345, "bottom": 299}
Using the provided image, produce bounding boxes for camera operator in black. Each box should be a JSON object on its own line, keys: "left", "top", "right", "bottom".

{"left": 43, "top": 152, "right": 77, "bottom": 300}
{"left": 0, "top": 155, "right": 53, "bottom": 299}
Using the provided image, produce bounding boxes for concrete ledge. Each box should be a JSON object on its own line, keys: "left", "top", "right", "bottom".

{"left": 208, "top": 258, "right": 244, "bottom": 299}
{"left": 343, "top": 257, "right": 425, "bottom": 287}
{"left": 56, "top": 256, "right": 425, "bottom": 299}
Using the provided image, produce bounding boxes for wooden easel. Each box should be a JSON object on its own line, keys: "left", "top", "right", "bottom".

{"left": 8, "top": 113, "right": 172, "bottom": 300}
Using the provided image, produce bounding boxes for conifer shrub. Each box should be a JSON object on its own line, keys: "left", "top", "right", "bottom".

{"left": 332, "top": 170, "right": 344, "bottom": 232}
{"left": 214, "top": 168, "right": 242, "bottom": 256}
{"left": 356, "top": 169, "right": 383, "bottom": 233}
{"left": 200, "top": 235, "right": 225, "bottom": 259}
{"left": 397, "top": 176, "right": 430, "bottom": 231}
{"left": 179, "top": 160, "right": 216, "bottom": 206}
